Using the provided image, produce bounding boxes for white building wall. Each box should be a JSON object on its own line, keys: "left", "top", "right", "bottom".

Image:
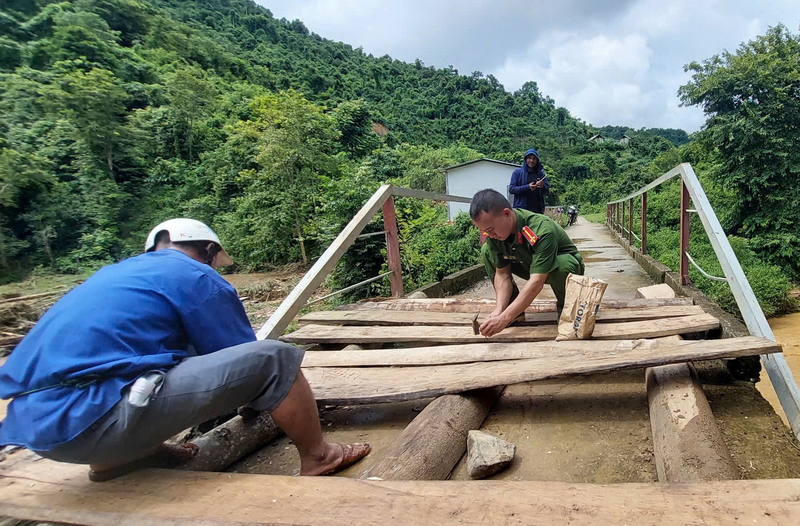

{"left": 445, "top": 162, "right": 517, "bottom": 220}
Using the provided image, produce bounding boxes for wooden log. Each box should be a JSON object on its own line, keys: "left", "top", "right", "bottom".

{"left": 646, "top": 363, "right": 739, "bottom": 482}
{"left": 338, "top": 297, "right": 693, "bottom": 312}
{"left": 181, "top": 413, "right": 283, "bottom": 472}
{"left": 302, "top": 339, "right": 696, "bottom": 368}
{"left": 282, "top": 313, "right": 720, "bottom": 344}
{"left": 302, "top": 336, "right": 781, "bottom": 405}
{"left": 360, "top": 387, "right": 504, "bottom": 481}
{"left": 299, "top": 305, "right": 705, "bottom": 327}
{"left": 3, "top": 460, "right": 800, "bottom": 525}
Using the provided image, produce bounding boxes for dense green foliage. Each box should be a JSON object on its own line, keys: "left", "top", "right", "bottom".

{"left": 679, "top": 24, "right": 800, "bottom": 281}
{"left": 0, "top": 0, "right": 679, "bottom": 294}
{"left": 635, "top": 177, "right": 795, "bottom": 318}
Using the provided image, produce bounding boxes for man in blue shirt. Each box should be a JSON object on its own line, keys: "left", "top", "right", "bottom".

{"left": 509, "top": 148, "right": 549, "bottom": 214}
{"left": 0, "top": 218, "right": 370, "bottom": 480}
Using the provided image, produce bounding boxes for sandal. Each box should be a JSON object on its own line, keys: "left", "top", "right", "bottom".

{"left": 319, "top": 443, "right": 371, "bottom": 476}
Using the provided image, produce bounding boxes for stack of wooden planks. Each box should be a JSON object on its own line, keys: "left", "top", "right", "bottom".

{"left": 284, "top": 298, "right": 718, "bottom": 345}
{"left": 278, "top": 298, "right": 782, "bottom": 406}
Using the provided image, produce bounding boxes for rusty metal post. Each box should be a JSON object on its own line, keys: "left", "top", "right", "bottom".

{"left": 641, "top": 192, "right": 648, "bottom": 254}
{"left": 680, "top": 180, "right": 691, "bottom": 285}
{"left": 382, "top": 196, "right": 404, "bottom": 297}
{"left": 628, "top": 198, "right": 634, "bottom": 245}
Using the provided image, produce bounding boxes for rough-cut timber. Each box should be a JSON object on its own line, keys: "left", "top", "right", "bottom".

{"left": 636, "top": 284, "right": 676, "bottom": 299}
{"left": 302, "top": 339, "right": 696, "bottom": 368}
{"left": 299, "top": 305, "right": 705, "bottom": 326}
{"left": 302, "top": 336, "right": 781, "bottom": 405}
{"left": 2, "top": 460, "right": 800, "bottom": 526}
{"left": 646, "top": 363, "right": 739, "bottom": 482}
{"left": 338, "top": 297, "right": 693, "bottom": 312}
{"left": 360, "top": 387, "right": 503, "bottom": 481}
{"left": 282, "top": 313, "right": 720, "bottom": 344}
{"left": 181, "top": 413, "right": 283, "bottom": 472}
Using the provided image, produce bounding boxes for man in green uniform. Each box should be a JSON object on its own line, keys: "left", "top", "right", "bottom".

{"left": 470, "top": 189, "right": 584, "bottom": 337}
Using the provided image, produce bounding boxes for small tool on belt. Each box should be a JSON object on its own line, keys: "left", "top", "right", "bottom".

{"left": 471, "top": 313, "right": 480, "bottom": 335}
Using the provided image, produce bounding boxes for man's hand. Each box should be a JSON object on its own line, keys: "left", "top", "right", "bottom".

{"left": 535, "top": 179, "right": 545, "bottom": 188}
{"left": 479, "top": 312, "right": 511, "bottom": 338}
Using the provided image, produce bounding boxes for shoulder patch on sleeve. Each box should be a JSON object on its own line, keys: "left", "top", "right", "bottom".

{"left": 521, "top": 226, "right": 539, "bottom": 246}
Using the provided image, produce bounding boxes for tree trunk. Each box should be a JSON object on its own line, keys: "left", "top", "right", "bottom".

{"left": 181, "top": 412, "right": 284, "bottom": 472}
{"left": 295, "top": 211, "right": 308, "bottom": 265}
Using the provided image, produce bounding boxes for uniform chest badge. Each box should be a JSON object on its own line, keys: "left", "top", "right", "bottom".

{"left": 521, "top": 226, "right": 539, "bottom": 246}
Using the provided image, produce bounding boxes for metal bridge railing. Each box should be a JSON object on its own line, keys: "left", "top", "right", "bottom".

{"left": 256, "top": 185, "right": 472, "bottom": 340}
{"left": 607, "top": 163, "right": 800, "bottom": 440}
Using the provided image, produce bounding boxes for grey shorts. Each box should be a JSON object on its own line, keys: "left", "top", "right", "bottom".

{"left": 41, "top": 340, "right": 304, "bottom": 466}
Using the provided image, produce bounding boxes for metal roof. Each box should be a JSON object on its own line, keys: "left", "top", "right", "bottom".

{"left": 442, "top": 158, "right": 520, "bottom": 171}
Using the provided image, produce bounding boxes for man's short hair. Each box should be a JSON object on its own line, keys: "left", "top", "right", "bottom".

{"left": 469, "top": 189, "right": 512, "bottom": 220}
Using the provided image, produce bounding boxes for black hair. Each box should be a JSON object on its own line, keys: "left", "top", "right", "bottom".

{"left": 469, "top": 189, "right": 512, "bottom": 220}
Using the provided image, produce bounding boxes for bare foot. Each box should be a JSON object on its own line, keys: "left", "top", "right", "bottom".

{"left": 89, "top": 442, "right": 199, "bottom": 482}
{"left": 300, "top": 442, "right": 371, "bottom": 476}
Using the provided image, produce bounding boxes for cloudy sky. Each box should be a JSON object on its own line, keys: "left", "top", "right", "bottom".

{"left": 254, "top": 1, "right": 800, "bottom": 132}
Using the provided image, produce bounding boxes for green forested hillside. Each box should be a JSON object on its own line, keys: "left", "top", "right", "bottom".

{"left": 0, "top": 0, "right": 683, "bottom": 289}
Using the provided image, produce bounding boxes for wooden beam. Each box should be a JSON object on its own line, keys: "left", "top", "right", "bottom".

{"left": 302, "top": 336, "right": 780, "bottom": 405}
{"left": 646, "top": 362, "right": 739, "bottom": 482}
{"left": 360, "top": 387, "right": 503, "bottom": 480}
{"left": 338, "top": 297, "right": 694, "bottom": 312}
{"left": 282, "top": 314, "right": 720, "bottom": 344}
{"left": 298, "top": 305, "right": 705, "bottom": 326}
{"left": 256, "top": 185, "right": 394, "bottom": 340}
{"left": 302, "top": 339, "right": 697, "bottom": 368}
{"left": 3, "top": 461, "right": 800, "bottom": 525}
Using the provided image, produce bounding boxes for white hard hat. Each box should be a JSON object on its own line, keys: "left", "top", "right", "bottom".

{"left": 145, "top": 218, "right": 233, "bottom": 267}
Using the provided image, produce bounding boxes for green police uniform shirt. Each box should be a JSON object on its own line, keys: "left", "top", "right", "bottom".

{"left": 482, "top": 209, "right": 579, "bottom": 278}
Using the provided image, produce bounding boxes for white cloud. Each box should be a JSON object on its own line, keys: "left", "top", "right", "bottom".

{"left": 255, "top": 0, "right": 800, "bottom": 131}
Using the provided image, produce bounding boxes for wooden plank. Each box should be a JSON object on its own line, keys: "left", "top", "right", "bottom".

{"left": 646, "top": 362, "right": 739, "bottom": 482}
{"left": 282, "top": 314, "right": 720, "bottom": 344}
{"left": 339, "top": 297, "right": 694, "bottom": 312}
{"left": 255, "top": 184, "right": 394, "bottom": 340}
{"left": 302, "top": 337, "right": 780, "bottom": 405}
{"left": 299, "top": 305, "right": 705, "bottom": 326}
{"left": 302, "top": 339, "right": 697, "bottom": 368}
{"left": 636, "top": 284, "right": 676, "bottom": 299}
{"left": 2, "top": 459, "right": 800, "bottom": 525}
{"left": 360, "top": 387, "right": 504, "bottom": 480}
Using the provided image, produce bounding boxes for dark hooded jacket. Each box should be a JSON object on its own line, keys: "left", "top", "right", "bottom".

{"left": 509, "top": 148, "right": 549, "bottom": 213}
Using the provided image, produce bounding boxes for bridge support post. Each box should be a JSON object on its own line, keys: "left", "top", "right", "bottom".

{"left": 383, "top": 196, "right": 404, "bottom": 297}
{"left": 641, "top": 192, "right": 648, "bottom": 254}
{"left": 680, "top": 180, "right": 691, "bottom": 285}
{"left": 628, "top": 198, "right": 634, "bottom": 245}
